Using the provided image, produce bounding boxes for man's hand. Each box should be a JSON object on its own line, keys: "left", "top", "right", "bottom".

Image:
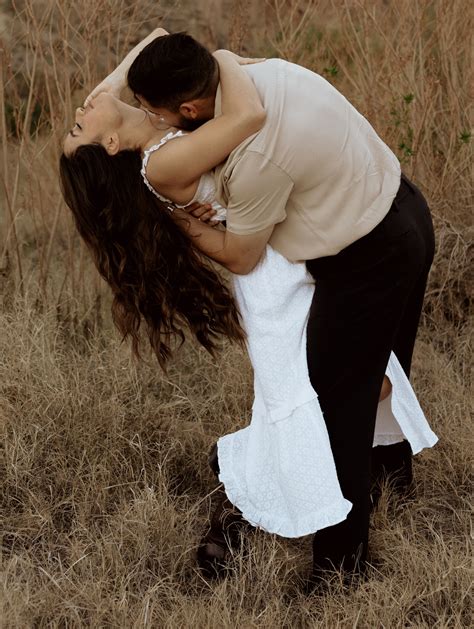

{"left": 172, "top": 203, "right": 272, "bottom": 274}
{"left": 84, "top": 71, "right": 125, "bottom": 108}
{"left": 183, "top": 202, "right": 221, "bottom": 227}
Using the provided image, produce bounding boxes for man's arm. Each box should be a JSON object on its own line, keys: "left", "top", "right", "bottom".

{"left": 84, "top": 27, "right": 169, "bottom": 106}
{"left": 178, "top": 153, "right": 293, "bottom": 274}
{"left": 171, "top": 209, "right": 273, "bottom": 275}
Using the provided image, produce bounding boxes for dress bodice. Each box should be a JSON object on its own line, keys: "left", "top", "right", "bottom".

{"left": 140, "top": 130, "right": 227, "bottom": 221}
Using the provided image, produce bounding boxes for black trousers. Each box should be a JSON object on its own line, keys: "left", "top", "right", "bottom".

{"left": 305, "top": 173, "right": 435, "bottom": 574}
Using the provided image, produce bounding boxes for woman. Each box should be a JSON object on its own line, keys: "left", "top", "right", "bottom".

{"left": 60, "top": 47, "right": 437, "bottom": 582}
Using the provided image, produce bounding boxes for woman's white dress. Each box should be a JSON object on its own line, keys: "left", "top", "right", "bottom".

{"left": 141, "top": 132, "right": 438, "bottom": 539}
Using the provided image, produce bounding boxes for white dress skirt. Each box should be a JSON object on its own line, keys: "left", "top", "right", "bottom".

{"left": 217, "top": 245, "right": 438, "bottom": 538}
{"left": 140, "top": 133, "right": 438, "bottom": 540}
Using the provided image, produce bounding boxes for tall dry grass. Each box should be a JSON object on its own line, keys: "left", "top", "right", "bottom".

{"left": 1, "top": 0, "right": 473, "bottom": 626}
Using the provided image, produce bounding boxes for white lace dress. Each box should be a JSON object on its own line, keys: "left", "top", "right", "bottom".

{"left": 141, "top": 131, "right": 438, "bottom": 538}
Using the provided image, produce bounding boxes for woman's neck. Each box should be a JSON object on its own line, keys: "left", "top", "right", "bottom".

{"left": 120, "top": 108, "right": 177, "bottom": 153}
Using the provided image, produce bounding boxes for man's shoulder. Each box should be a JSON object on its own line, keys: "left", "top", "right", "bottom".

{"left": 245, "top": 57, "right": 322, "bottom": 82}
{"left": 216, "top": 59, "right": 325, "bottom": 182}
{"left": 244, "top": 57, "right": 303, "bottom": 80}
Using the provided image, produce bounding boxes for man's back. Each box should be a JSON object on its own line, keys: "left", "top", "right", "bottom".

{"left": 214, "top": 59, "right": 401, "bottom": 262}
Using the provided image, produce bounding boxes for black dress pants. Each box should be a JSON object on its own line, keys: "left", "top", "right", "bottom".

{"left": 305, "top": 173, "right": 435, "bottom": 575}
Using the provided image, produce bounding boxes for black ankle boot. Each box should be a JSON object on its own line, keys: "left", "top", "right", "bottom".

{"left": 196, "top": 489, "right": 246, "bottom": 579}
{"left": 370, "top": 440, "right": 415, "bottom": 509}
{"left": 208, "top": 442, "right": 220, "bottom": 478}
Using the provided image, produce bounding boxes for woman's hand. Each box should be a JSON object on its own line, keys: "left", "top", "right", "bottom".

{"left": 213, "top": 49, "right": 266, "bottom": 66}
{"left": 183, "top": 202, "right": 221, "bottom": 226}
{"left": 83, "top": 27, "right": 169, "bottom": 107}
{"left": 84, "top": 70, "right": 125, "bottom": 107}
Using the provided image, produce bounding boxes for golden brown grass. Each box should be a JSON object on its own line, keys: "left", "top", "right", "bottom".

{"left": 1, "top": 1, "right": 473, "bottom": 626}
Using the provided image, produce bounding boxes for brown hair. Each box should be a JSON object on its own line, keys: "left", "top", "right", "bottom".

{"left": 59, "top": 144, "right": 245, "bottom": 368}
{"left": 127, "top": 32, "right": 218, "bottom": 112}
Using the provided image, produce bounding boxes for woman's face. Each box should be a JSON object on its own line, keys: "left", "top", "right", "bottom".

{"left": 63, "top": 92, "right": 123, "bottom": 156}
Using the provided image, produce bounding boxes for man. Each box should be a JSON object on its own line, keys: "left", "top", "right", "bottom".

{"left": 90, "top": 30, "right": 435, "bottom": 585}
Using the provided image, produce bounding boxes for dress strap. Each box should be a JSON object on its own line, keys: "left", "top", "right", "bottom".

{"left": 140, "top": 130, "right": 186, "bottom": 203}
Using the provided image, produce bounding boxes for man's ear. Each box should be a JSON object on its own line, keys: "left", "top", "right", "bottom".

{"left": 179, "top": 101, "right": 199, "bottom": 120}
{"left": 104, "top": 132, "right": 120, "bottom": 156}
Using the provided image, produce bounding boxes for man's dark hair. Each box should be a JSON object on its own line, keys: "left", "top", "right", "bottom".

{"left": 128, "top": 32, "right": 218, "bottom": 111}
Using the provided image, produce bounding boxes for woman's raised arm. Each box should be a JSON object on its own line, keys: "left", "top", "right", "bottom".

{"left": 144, "top": 50, "right": 266, "bottom": 193}
{"left": 84, "top": 27, "right": 169, "bottom": 107}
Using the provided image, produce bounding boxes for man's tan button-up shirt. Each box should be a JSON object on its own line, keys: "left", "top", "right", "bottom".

{"left": 214, "top": 59, "right": 401, "bottom": 262}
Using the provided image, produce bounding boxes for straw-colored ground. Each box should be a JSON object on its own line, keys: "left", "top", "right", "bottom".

{"left": 1, "top": 1, "right": 472, "bottom": 626}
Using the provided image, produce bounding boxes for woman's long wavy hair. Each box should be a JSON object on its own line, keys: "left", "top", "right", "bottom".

{"left": 59, "top": 144, "right": 245, "bottom": 369}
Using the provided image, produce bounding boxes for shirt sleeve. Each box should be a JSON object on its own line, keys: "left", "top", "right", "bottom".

{"left": 224, "top": 152, "right": 294, "bottom": 235}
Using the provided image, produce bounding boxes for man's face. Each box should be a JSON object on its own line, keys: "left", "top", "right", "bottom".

{"left": 135, "top": 95, "right": 214, "bottom": 131}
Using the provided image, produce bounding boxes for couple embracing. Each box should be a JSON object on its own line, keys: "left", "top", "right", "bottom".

{"left": 60, "top": 28, "right": 437, "bottom": 589}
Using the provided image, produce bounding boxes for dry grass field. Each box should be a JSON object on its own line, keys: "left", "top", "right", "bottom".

{"left": 1, "top": 0, "right": 473, "bottom": 626}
